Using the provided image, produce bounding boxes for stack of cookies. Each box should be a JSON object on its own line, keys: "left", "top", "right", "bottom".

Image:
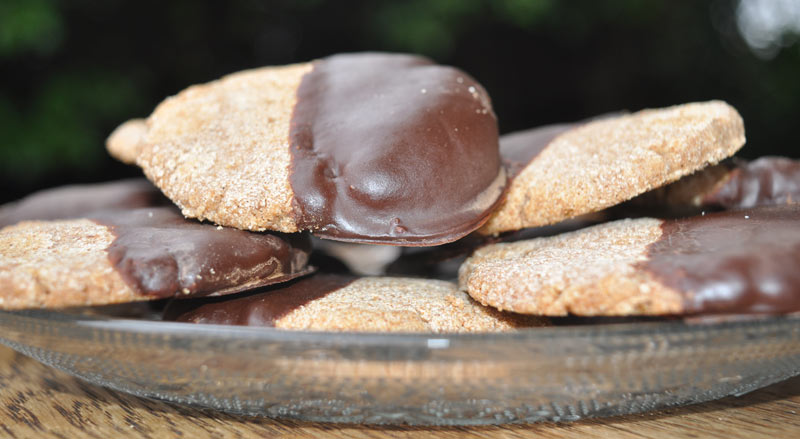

{"left": 2, "top": 53, "right": 798, "bottom": 332}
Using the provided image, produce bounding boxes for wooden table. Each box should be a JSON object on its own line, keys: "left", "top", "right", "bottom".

{"left": 0, "top": 345, "right": 798, "bottom": 438}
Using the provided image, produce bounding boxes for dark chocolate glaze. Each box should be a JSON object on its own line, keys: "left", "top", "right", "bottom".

{"left": 500, "top": 123, "right": 574, "bottom": 178}
{"left": 90, "top": 207, "right": 313, "bottom": 299}
{"left": 289, "top": 53, "right": 505, "bottom": 246}
{"left": 705, "top": 157, "right": 800, "bottom": 208}
{"left": 640, "top": 205, "right": 800, "bottom": 314}
{"left": 163, "top": 274, "right": 355, "bottom": 326}
{"left": 0, "top": 179, "right": 169, "bottom": 228}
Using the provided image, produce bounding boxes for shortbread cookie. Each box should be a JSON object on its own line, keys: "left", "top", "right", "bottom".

{"left": 126, "top": 53, "right": 504, "bottom": 245}
{"left": 388, "top": 213, "right": 608, "bottom": 280}
{"left": 0, "top": 207, "right": 312, "bottom": 310}
{"left": 461, "top": 205, "right": 800, "bottom": 316}
{"left": 0, "top": 179, "right": 168, "bottom": 228}
{"left": 165, "top": 274, "right": 547, "bottom": 332}
{"left": 632, "top": 156, "right": 800, "bottom": 211}
{"left": 107, "top": 119, "right": 147, "bottom": 165}
{"left": 480, "top": 101, "right": 746, "bottom": 235}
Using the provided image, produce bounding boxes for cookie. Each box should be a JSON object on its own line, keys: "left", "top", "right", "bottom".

{"left": 0, "top": 205, "right": 312, "bottom": 310}
{"left": 164, "top": 274, "right": 547, "bottom": 332}
{"left": 106, "top": 118, "right": 147, "bottom": 165}
{"left": 124, "top": 53, "right": 504, "bottom": 245}
{"left": 0, "top": 178, "right": 168, "bottom": 228}
{"left": 387, "top": 213, "right": 608, "bottom": 280}
{"left": 479, "top": 101, "right": 746, "bottom": 235}
{"left": 630, "top": 156, "right": 800, "bottom": 211}
{"left": 460, "top": 205, "right": 800, "bottom": 316}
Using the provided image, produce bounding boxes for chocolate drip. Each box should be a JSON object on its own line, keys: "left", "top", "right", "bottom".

{"left": 91, "top": 207, "right": 312, "bottom": 298}
{"left": 500, "top": 123, "right": 574, "bottom": 178}
{"left": 0, "top": 179, "right": 168, "bottom": 228}
{"left": 164, "top": 274, "right": 355, "bottom": 326}
{"left": 705, "top": 157, "right": 800, "bottom": 208}
{"left": 641, "top": 205, "right": 800, "bottom": 314}
{"left": 289, "top": 53, "right": 505, "bottom": 246}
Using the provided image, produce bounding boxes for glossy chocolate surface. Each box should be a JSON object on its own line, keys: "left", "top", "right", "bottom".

{"left": 0, "top": 179, "right": 168, "bottom": 228}
{"left": 164, "top": 274, "right": 355, "bottom": 326}
{"left": 91, "top": 207, "right": 312, "bottom": 298}
{"left": 641, "top": 205, "right": 800, "bottom": 314}
{"left": 705, "top": 157, "right": 800, "bottom": 208}
{"left": 289, "top": 53, "right": 505, "bottom": 246}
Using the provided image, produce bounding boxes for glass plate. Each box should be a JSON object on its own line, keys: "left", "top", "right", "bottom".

{"left": 1, "top": 309, "right": 799, "bottom": 425}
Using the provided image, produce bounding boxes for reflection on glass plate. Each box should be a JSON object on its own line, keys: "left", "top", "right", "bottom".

{"left": 1, "top": 309, "right": 799, "bottom": 425}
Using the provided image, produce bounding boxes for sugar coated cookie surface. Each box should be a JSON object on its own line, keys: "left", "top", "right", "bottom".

{"left": 461, "top": 205, "right": 800, "bottom": 316}
{"left": 165, "top": 274, "right": 547, "bottom": 332}
{"left": 106, "top": 118, "right": 147, "bottom": 165}
{"left": 0, "top": 219, "right": 139, "bottom": 309}
{"left": 480, "top": 101, "right": 746, "bottom": 235}
{"left": 137, "top": 62, "right": 309, "bottom": 234}
{"left": 131, "top": 53, "right": 504, "bottom": 245}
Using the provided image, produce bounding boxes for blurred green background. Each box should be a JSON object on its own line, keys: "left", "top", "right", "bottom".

{"left": 2, "top": 0, "right": 799, "bottom": 203}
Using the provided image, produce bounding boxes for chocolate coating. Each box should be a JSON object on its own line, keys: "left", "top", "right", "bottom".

{"left": 91, "top": 207, "right": 313, "bottom": 299}
{"left": 0, "top": 179, "right": 168, "bottom": 228}
{"left": 704, "top": 157, "right": 800, "bottom": 208}
{"left": 164, "top": 274, "right": 355, "bottom": 326}
{"left": 641, "top": 205, "right": 800, "bottom": 314}
{"left": 614, "top": 157, "right": 800, "bottom": 219}
{"left": 289, "top": 53, "right": 505, "bottom": 246}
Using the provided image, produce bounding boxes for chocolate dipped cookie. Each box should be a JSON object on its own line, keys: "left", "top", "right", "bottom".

{"left": 0, "top": 182, "right": 313, "bottom": 310}
{"left": 114, "top": 53, "right": 505, "bottom": 246}
{"left": 165, "top": 274, "right": 546, "bottom": 332}
{"left": 460, "top": 205, "right": 800, "bottom": 316}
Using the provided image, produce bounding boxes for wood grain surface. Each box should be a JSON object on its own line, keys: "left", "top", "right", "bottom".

{"left": 0, "top": 344, "right": 798, "bottom": 438}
